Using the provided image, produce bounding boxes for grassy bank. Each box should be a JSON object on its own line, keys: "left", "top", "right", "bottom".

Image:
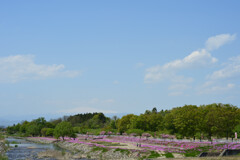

{"left": 0, "top": 133, "right": 8, "bottom": 160}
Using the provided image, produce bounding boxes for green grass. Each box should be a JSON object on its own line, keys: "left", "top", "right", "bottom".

{"left": 183, "top": 145, "right": 213, "bottom": 157}
{"left": 0, "top": 155, "right": 8, "bottom": 160}
{"left": 92, "top": 141, "right": 126, "bottom": 146}
{"left": 9, "top": 141, "right": 20, "bottom": 144}
{"left": 87, "top": 154, "right": 91, "bottom": 159}
{"left": 61, "top": 150, "right": 66, "bottom": 156}
{"left": 147, "top": 151, "right": 161, "bottom": 158}
{"left": 92, "top": 147, "right": 108, "bottom": 153}
{"left": 164, "top": 152, "right": 174, "bottom": 158}
{"left": 0, "top": 134, "right": 5, "bottom": 140}
{"left": 114, "top": 148, "right": 130, "bottom": 155}
{"left": 184, "top": 150, "right": 201, "bottom": 157}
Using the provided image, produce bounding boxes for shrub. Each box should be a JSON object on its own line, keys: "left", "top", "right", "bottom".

{"left": 92, "top": 147, "right": 108, "bottom": 153}
{"left": 164, "top": 152, "right": 174, "bottom": 158}
{"left": 148, "top": 151, "right": 161, "bottom": 158}
{"left": 46, "top": 128, "right": 54, "bottom": 136}
{"left": 114, "top": 148, "right": 130, "bottom": 155}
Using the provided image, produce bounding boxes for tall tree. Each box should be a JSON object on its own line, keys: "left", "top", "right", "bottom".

{"left": 54, "top": 121, "right": 74, "bottom": 140}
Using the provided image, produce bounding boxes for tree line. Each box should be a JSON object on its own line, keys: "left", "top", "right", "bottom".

{"left": 6, "top": 103, "right": 240, "bottom": 140}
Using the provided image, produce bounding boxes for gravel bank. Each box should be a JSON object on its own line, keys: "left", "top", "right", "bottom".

{"left": 27, "top": 138, "right": 145, "bottom": 159}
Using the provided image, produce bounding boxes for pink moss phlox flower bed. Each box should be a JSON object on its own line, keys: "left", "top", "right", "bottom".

{"left": 31, "top": 136, "right": 240, "bottom": 153}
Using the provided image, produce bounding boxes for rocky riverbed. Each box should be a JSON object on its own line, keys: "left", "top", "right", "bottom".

{"left": 4, "top": 137, "right": 84, "bottom": 160}
{"left": 27, "top": 137, "right": 146, "bottom": 159}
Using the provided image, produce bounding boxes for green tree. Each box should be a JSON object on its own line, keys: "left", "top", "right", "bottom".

{"left": 20, "top": 121, "right": 29, "bottom": 133}
{"left": 46, "top": 128, "right": 54, "bottom": 136}
{"left": 41, "top": 128, "right": 48, "bottom": 137}
{"left": 54, "top": 121, "right": 74, "bottom": 140}
{"left": 117, "top": 114, "right": 137, "bottom": 133}
{"left": 152, "top": 107, "right": 158, "bottom": 113}
{"left": 41, "top": 127, "right": 54, "bottom": 137}
{"left": 163, "top": 110, "right": 177, "bottom": 135}
{"left": 26, "top": 123, "right": 40, "bottom": 136}
{"left": 201, "top": 104, "right": 219, "bottom": 140}
{"left": 126, "top": 129, "right": 144, "bottom": 137}
{"left": 173, "top": 105, "right": 200, "bottom": 140}
{"left": 215, "top": 104, "right": 239, "bottom": 140}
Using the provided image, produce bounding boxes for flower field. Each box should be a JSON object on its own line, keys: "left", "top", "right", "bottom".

{"left": 30, "top": 135, "right": 240, "bottom": 157}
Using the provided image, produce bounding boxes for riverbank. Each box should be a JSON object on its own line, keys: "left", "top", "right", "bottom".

{"left": 0, "top": 139, "right": 7, "bottom": 159}
{"left": 7, "top": 136, "right": 240, "bottom": 160}
{"left": 27, "top": 137, "right": 142, "bottom": 159}
{"left": 0, "top": 140, "right": 5, "bottom": 155}
{"left": 26, "top": 137, "right": 187, "bottom": 159}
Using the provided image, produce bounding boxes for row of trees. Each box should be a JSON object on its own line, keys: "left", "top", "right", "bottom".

{"left": 117, "top": 104, "right": 240, "bottom": 140}
{"left": 6, "top": 113, "right": 109, "bottom": 139}
{"left": 6, "top": 103, "right": 240, "bottom": 141}
{"left": 7, "top": 117, "right": 76, "bottom": 140}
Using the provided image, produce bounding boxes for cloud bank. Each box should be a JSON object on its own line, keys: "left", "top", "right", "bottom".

{"left": 144, "top": 34, "right": 235, "bottom": 84}
{"left": 205, "top": 34, "right": 236, "bottom": 51}
{"left": 208, "top": 56, "right": 240, "bottom": 80}
{"left": 0, "top": 55, "right": 80, "bottom": 83}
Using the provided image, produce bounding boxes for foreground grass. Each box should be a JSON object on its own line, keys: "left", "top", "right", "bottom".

{"left": 91, "top": 146, "right": 108, "bottom": 153}
{"left": 147, "top": 151, "right": 161, "bottom": 158}
{"left": 114, "top": 148, "right": 130, "bottom": 155}
{"left": 92, "top": 141, "right": 127, "bottom": 146}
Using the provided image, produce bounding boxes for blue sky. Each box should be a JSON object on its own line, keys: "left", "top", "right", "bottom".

{"left": 1, "top": 1, "right": 240, "bottom": 124}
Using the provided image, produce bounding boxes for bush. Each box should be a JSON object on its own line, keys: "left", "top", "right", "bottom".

{"left": 46, "top": 128, "right": 54, "bottom": 136}
{"left": 114, "top": 148, "right": 130, "bottom": 155}
{"left": 164, "top": 152, "right": 174, "bottom": 158}
{"left": 148, "top": 151, "right": 161, "bottom": 158}
{"left": 41, "top": 128, "right": 54, "bottom": 137}
{"left": 41, "top": 128, "right": 48, "bottom": 137}
{"left": 92, "top": 147, "right": 108, "bottom": 153}
{"left": 85, "top": 129, "right": 102, "bottom": 135}
{"left": 0, "top": 155, "right": 8, "bottom": 160}
{"left": 126, "top": 129, "right": 144, "bottom": 136}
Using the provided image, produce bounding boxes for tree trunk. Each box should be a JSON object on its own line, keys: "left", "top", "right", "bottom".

{"left": 227, "top": 131, "right": 229, "bottom": 141}
{"left": 208, "top": 132, "right": 212, "bottom": 141}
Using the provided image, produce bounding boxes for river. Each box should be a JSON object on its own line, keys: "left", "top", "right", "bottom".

{"left": 5, "top": 137, "right": 88, "bottom": 160}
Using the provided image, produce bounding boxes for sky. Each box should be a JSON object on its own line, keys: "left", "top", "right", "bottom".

{"left": 1, "top": 0, "right": 240, "bottom": 125}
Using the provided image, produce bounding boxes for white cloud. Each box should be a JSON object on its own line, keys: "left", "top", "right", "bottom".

{"left": 0, "top": 55, "right": 80, "bottom": 83}
{"left": 199, "top": 55, "right": 240, "bottom": 94}
{"left": 205, "top": 34, "right": 236, "bottom": 51}
{"left": 163, "top": 49, "right": 217, "bottom": 70}
{"left": 58, "top": 107, "right": 117, "bottom": 114}
{"left": 198, "top": 82, "right": 235, "bottom": 94}
{"left": 208, "top": 56, "right": 240, "bottom": 80}
{"left": 144, "top": 49, "right": 216, "bottom": 83}
{"left": 144, "top": 34, "right": 236, "bottom": 84}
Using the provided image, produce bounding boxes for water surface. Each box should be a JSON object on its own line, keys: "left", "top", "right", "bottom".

{"left": 6, "top": 137, "right": 63, "bottom": 160}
